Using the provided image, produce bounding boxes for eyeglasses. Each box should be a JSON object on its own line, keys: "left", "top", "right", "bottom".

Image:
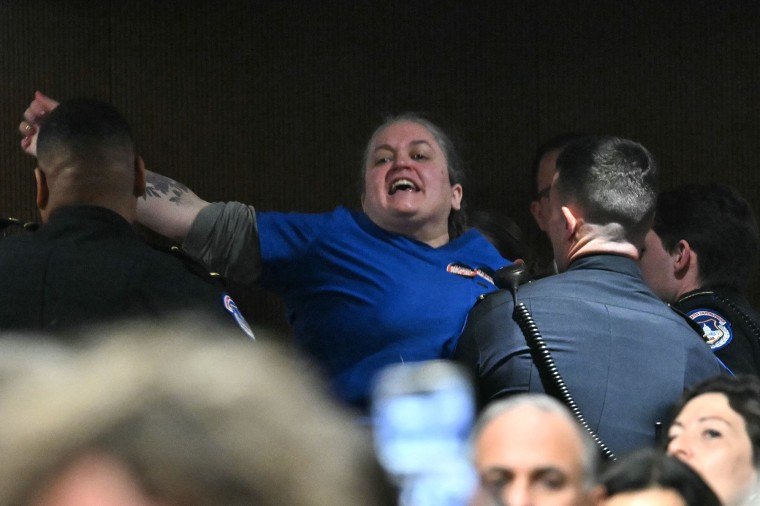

{"left": 533, "top": 186, "right": 551, "bottom": 201}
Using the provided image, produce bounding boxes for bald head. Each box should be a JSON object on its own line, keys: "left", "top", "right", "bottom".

{"left": 35, "top": 98, "right": 144, "bottom": 222}
{"left": 471, "top": 395, "right": 603, "bottom": 506}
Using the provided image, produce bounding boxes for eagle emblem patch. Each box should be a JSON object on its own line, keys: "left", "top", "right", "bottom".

{"left": 687, "top": 308, "right": 732, "bottom": 350}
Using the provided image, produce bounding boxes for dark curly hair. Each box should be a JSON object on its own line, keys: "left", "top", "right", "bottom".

{"left": 601, "top": 448, "right": 721, "bottom": 506}
{"left": 668, "top": 374, "right": 760, "bottom": 467}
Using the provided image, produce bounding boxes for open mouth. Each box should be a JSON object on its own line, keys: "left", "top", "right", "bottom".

{"left": 389, "top": 178, "right": 420, "bottom": 195}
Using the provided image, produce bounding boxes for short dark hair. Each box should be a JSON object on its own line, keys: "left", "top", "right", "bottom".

{"left": 554, "top": 136, "right": 658, "bottom": 246}
{"left": 530, "top": 133, "right": 587, "bottom": 197}
{"left": 37, "top": 98, "right": 135, "bottom": 174}
{"left": 669, "top": 374, "right": 760, "bottom": 468}
{"left": 601, "top": 448, "right": 721, "bottom": 506}
{"left": 652, "top": 183, "right": 759, "bottom": 292}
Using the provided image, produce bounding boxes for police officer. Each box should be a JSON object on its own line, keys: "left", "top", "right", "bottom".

{"left": 454, "top": 136, "right": 722, "bottom": 457}
{"left": 527, "top": 133, "right": 586, "bottom": 279}
{"left": 0, "top": 98, "right": 252, "bottom": 337}
{"left": 640, "top": 182, "right": 760, "bottom": 375}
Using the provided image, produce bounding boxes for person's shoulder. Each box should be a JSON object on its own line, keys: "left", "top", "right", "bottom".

{"left": 262, "top": 206, "right": 347, "bottom": 219}
{"left": 135, "top": 245, "right": 254, "bottom": 338}
{"left": 0, "top": 230, "right": 37, "bottom": 249}
{"left": 0, "top": 233, "right": 40, "bottom": 282}
{"left": 440, "top": 231, "right": 511, "bottom": 272}
{"left": 127, "top": 241, "right": 227, "bottom": 296}
{"left": 149, "top": 244, "right": 225, "bottom": 285}
{"left": 678, "top": 288, "right": 760, "bottom": 353}
{"left": 326, "top": 206, "right": 362, "bottom": 226}
{"left": 511, "top": 273, "right": 570, "bottom": 297}
{"left": 258, "top": 206, "right": 351, "bottom": 233}
{"left": 680, "top": 288, "right": 760, "bottom": 320}
{"left": 469, "top": 289, "right": 513, "bottom": 318}
{"left": 0, "top": 226, "right": 46, "bottom": 265}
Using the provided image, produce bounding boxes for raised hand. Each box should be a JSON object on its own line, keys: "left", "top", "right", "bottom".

{"left": 19, "top": 91, "right": 60, "bottom": 157}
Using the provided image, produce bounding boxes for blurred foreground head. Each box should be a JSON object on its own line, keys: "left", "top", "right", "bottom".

{"left": 470, "top": 394, "right": 604, "bottom": 506}
{"left": 0, "top": 319, "right": 394, "bottom": 506}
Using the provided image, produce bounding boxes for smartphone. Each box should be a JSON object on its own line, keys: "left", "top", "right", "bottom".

{"left": 371, "top": 360, "right": 477, "bottom": 506}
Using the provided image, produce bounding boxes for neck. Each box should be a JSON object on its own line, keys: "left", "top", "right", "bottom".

{"left": 565, "top": 222, "right": 639, "bottom": 266}
{"left": 421, "top": 232, "right": 451, "bottom": 248}
{"left": 41, "top": 167, "right": 137, "bottom": 224}
{"left": 673, "top": 277, "right": 703, "bottom": 302}
{"left": 397, "top": 223, "right": 450, "bottom": 247}
{"left": 566, "top": 239, "right": 639, "bottom": 266}
{"left": 369, "top": 212, "right": 451, "bottom": 248}
{"left": 44, "top": 194, "right": 136, "bottom": 224}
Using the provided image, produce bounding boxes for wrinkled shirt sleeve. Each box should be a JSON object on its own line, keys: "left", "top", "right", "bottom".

{"left": 182, "top": 201, "right": 262, "bottom": 285}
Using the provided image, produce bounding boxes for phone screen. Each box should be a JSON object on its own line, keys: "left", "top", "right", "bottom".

{"left": 371, "top": 360, "right": 477, "bottom": 506}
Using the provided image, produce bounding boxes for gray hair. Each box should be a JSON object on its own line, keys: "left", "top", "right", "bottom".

{"left": 470, "top": 394, "right": 601, "bottom": 490}
{"left": 0, "top": 318, "right": 395, "bottom": 506}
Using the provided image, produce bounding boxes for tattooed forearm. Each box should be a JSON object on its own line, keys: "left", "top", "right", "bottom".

{"left": 143, "top": 173, "right": 191, "bottom": 205}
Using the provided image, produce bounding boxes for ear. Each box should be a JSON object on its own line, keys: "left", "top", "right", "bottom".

{"left": 34, "top": 168, "right": 48, "bottom": 210}
{"left": 672, "top": 239, "right": 694, "bottom": 277}
{"left": 133, "top": 155, "right": 146, "bottom": 198}
{"left": 560, "top": 205, "right": 579, "bottom": 240}
{"left": 450, "top": 183, "right": 463, "bottom": 211}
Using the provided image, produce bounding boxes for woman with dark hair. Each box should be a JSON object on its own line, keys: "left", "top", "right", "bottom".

{"left": 601, "top": 448, "right": 720, "bottom": 506}
{"left": 666, "top": 374, "right": 760, "bottom": 506}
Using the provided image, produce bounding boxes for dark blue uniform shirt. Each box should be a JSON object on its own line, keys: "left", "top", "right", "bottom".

{"left": 0, "top": 205, "right": 244, "bottom": 333}
{"left": 454, "top": 254, "right": 723, "bottom": 456}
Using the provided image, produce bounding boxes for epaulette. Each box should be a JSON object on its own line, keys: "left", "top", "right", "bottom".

{"left": 155, "top": 245, "right": 228, "bottom": 288}
{"left": 0, "top": 217, "right": 38, "bottom": 238}
{"left": 475, "top": 290, "right": 503, "bottom": 305}
{"left": 475, "top": 279, "right": 534, "bottom": 301}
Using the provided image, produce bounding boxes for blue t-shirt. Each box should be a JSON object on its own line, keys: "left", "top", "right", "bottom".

{"left": 190, "top": 204, "right": 508, "bottom": 407}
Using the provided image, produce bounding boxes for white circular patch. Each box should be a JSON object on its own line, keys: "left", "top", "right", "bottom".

{"left": 223, "top": 294, "right": 255, "bottom": 340}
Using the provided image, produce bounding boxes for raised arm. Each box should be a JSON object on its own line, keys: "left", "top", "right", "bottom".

{"left": 19, "top": 91, "right": 59, "bottom": 156}
{"left": 20, "top": 91, "right": 209, "bottom": 243}
{"left": 139, "top": 170, "right": 210, "bottom": 243}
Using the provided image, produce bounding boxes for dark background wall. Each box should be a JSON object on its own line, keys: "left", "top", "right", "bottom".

{"left": 2, "top": 0, "right": 759, "bottom": 329}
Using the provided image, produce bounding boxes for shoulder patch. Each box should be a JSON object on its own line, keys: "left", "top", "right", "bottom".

{"left": 687, "top": 308, "right": 732, "bottom": 351}
{"left": 223, "top": 294, "right": 255, "bottom": 340}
